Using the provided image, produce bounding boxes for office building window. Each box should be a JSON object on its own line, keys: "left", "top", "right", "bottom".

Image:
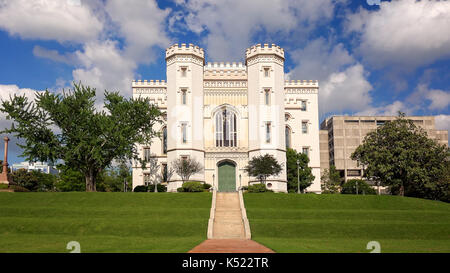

{"left": 302, "top": 147, "right": 309, "bottom": 158}
{"left": 181, "top": 123, "right": 187, "bottom": 143}
{"left": 301, "top": 100, "right": 307, "bottom": 111}
{"left": 181, "top": 66, "right": 187, "bottom": 77}
{"left": 143, "top": 173, "right": 151, "bottom": 186}
{"left": 285, "top": 126, "right": 291, "bottom": 149}
{"left": 162, "top": 126, "right": 167, "bottom": 154}
{"left": 162, "top": 163, "right": 168, "bottom": 182}
{"left": 264, "top": 89, "right": 270, "bottom": 105}
{"left": 143, "top": 148, "right": 151, "bottom": 161}
{"left": 266, "top": 122, "right": 271, "bottom": 143}
{"left": 181, "top": 89, "right": 187, "bottom": 105}
{"left": 302, "top": 121, "right": 308, "bottom": 134}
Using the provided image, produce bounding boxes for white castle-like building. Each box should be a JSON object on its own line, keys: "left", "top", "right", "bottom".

{"left": 132, "top": 43, "right": 321, "bottom": 193}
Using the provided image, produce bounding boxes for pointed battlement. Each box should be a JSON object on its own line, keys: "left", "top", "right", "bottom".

{"left": 166, "top": 43, "right": 205, "bottom": 60}
{"left": 132, "top": 79, "right": 167, "bottom": 88}
{"left": 284, "top": 80, "right": 319, "bottom": 88}
{"left": 204, "top": 62, "right": 246, "bottom": 70}
{"left": 245, "top": 43, "right": 284, "bottom": 60}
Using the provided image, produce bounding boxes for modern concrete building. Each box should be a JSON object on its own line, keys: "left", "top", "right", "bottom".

{"left": 320, "top": 115, "right": 449, "bottom": 181}
{"left": 132, "top": 43, "right": 321, "bottom": 193}
{"left": 11, "top": 161, "right": 58, "bottom": 175}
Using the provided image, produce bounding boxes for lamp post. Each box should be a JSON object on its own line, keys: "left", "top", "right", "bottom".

{"left": 296, "top": 159, "right": 300, "bottom": 194}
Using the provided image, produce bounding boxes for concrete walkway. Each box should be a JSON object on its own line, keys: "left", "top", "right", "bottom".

{"left": 189, "top": 192, "right": 275, "bottom": 253}
{"left": 213, "top": 192, "right": 245, "bottom": 239}
{"left": 188, "top": 239, "right": 274, "bottom": 253}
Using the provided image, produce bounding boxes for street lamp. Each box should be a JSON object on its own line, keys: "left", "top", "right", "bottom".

{"left": 296, "top": 159, "right": 300, "bottom": 194}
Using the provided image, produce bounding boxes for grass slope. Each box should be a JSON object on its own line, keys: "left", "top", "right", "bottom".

{"left": 0, "top": 192, "right": 211, "bottom": 253}
{"left": 244, "top": 193, "right": 450, "bottom": 253}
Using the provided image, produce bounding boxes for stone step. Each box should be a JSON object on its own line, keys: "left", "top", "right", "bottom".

{"left": 213, "top": 192, "right": 245, "bottom": 239}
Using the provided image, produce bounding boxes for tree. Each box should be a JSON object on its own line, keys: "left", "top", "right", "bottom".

{"left": 351, "top": 113, "right": 449, "bottom": 200}
{"left": 146, "top": 157, "right": 160, "bottom": 192}
{"left": 172, "top": 157, "right": 203, "bottom": 184}
{"left": 11, "top": 169, "right": 56, "bottom": 191}
{"left": 321, "top": 165, "right": 341, "bottom": 194}
{"left": 286, "top": 148, "right": 315, "bottom": 193}
{"left": 244, "top": 154, "right": 283, "bottom": 185}
{"left": 0, "top": 83, "right": 161, "bottom": 191}
{"left": 117, "top": 161, "right": 132, "bottom": 192}
{"left": 56, "top": 166, "right": 85, "bottom": 192}
{"left": 341, "top": 179, "right": 376, "bottom": 195}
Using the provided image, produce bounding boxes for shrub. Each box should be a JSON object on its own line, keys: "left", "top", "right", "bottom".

{"left": 241, "top": 186, "right": 248, "bottom": 191}
{"left": 247, "top": 183, "right": 273, "bottom": 193}
{"left": 148, "top": 184, "right": 167, "bottom": 192}
{"left": 133, "top": 185, "right": 148, "bottom": 192}
{"left": 203, "top": 183, "right": 212, "bottom": 190}
{"left": 181, "top": 181, "right": 204, "bottom": 192}
{"left": 177, "top": 187, "right": 183, "bottom": 192}
{"left": 9, "top": 185, "right": 30, "bottom": 192}
{"left": 341, "top": 179, "right": 376, "bottom": 195}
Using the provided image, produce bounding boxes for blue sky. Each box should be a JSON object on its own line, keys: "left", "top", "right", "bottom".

{"left": 0, "top": 0, "right": 449, "bottom": 164}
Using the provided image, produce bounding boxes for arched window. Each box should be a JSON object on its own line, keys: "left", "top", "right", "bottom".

{"left": 285, "top": 126, "right": 291, "bottom": 149}
{"left": 215, "top": 107, "right": 237, "bottom": 147}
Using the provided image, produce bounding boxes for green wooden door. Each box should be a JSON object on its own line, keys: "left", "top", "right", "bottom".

{"left": 218, "top": 161, "right": 236, "bottom": 192}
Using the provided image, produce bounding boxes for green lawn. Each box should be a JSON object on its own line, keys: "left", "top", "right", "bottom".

{"left": 244, "top": 193, "right": 450, "bottom": 253}
{"left": 0, "top": 192, "right": 211, "bottom": 253}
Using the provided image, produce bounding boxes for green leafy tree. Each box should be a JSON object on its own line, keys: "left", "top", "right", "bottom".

{"left": 244, "top": 154, "right": 283, "bottom": 185}
{"left": 11, "top": 169, "right": 56, "bottom": 191}
{"left": 321, "top": 165, "right": 341, "bottom": 194}
{"left": 351, "top": 113, "right": 449, "bottom": 200}
{"left": 0, "top": 83, "right": 161, "bottom": 191}
{"left": 341, "top": 179, "right": 376, "bottom": 195}
{"left": 286, "top": 148, "right": 315, "bottom": 193}
{"left": 56, "top": 166, "right": 85, "bottom": 192}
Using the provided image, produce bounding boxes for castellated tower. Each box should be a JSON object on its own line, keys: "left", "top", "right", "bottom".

{"left": 165, "top": 43, "right": 205, "bottom": 191}
{"left": 246, "top": 44, "right": 287, "bottom": 192}
{"left": 132, "top": 42, "right": 321, "bottom": 193}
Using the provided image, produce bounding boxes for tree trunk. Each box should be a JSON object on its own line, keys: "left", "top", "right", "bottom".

{"left": 154, "top": 181, "right": 158, "bottom": 192}
{"left": 85, "top": 170, "right": 96, "bottom": 192}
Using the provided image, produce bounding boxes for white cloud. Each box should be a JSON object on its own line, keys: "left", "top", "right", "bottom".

{"left": 1, "top": 0, "right": 171, "bottom": 100}
{"left": 33, "top": 45, "right": 76, "bottom": 64}
{"left": 435, "top": 114, "right": 450, "bottom": 132}
{"left": 72, "top": 40, "right": 136, "bottom": 97}
{"left": 105, "top": 0, "right": 171, "bottom": 62}
{"left": 0, "top": 0, "right": 103, "bottom": 43}
{"left": 355, "top": 101, "right": 410, "bottom": 116}
{"left": 408, "top": 84, "right": 450, "bottom": 111}
{"left": 287, "top": 38, "right": 373, "bottom": 117}
{"left": 177, "top": 0, "right": 336, "bottom": 60}
{"left": 0, "top": 84, "right": 45, "bottom": 161}
{"left": 346, "top": 0, "right": 450, "bottom": 71}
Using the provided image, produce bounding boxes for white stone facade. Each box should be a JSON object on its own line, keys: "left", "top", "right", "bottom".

{"left": 132, "top": 43, "right": 321, "bottom": 193}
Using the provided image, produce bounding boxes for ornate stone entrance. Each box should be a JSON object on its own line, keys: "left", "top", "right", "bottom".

{"left": 217, "top": 160, "right": 236, "bottom": 192}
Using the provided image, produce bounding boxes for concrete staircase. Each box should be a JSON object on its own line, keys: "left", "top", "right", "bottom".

{"left": 213, "top": 192, "right": 245, "bottom": 239}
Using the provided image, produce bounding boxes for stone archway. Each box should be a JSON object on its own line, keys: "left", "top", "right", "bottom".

{"left": 217, "top": 160, "right": 236, "bottom": 192}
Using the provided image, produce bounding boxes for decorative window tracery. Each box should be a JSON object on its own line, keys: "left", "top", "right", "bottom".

{"left": 215, "top": 107, "right": 237, "bottom": 147}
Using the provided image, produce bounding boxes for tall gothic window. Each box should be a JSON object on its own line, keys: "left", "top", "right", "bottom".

{"left": 285, "top": 126, "right": 291, "bottom": 149}
{"left": 162, "top": 126, "right": 167, "bottom": 154}
{"left": 215, "top": 107, "right": 237, "bottom": 147}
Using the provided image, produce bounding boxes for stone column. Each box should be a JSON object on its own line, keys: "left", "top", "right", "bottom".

{"left": 0, "top": 136, "right": 11, "bottom": 184}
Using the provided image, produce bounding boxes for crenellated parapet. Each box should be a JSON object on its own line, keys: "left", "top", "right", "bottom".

{"left": 132, "top": 79, "right": 167, "bottom": 88}
{"left": 204, "top": 62, "right": 246, "bottom": 70}
{"left": 165, "top": 43, "right": 204, "bottom": 60}
{"left": 245, "top": 43, "right": 284, "bottom": 61}
{"left": 284, "top": 80, "right": 319, "bottom": 88}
